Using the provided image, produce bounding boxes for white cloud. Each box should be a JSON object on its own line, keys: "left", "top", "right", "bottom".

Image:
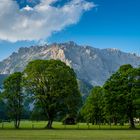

{"left": 0, "top": 0, "right": 96, "bottom": 42}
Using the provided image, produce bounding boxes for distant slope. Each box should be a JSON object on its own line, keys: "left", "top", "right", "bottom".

{"left": 0, "top": 74, "right": 8, "bottom": 90}
{"left": 0, "top": 41, "right": 140, "bottom": 90}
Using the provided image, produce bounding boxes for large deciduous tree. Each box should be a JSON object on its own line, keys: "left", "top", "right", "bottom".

{"left": 24, "top": 59, "right": 82, "bottom": 129}
{"left": 104, "top": 64, "right": 140, "bottom": 128}
{"left": 3, "top": 72, "right": 23, "bottom": 129}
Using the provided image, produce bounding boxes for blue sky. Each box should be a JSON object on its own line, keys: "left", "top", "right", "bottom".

{"left": 0, "top": 0, "right": 140, "bottom": 61}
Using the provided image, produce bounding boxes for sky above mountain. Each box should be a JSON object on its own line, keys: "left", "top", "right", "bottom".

{"left": 0, "top": 0, "right": 140, "bottom": 61}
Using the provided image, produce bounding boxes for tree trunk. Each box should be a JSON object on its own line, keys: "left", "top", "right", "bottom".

{"left": 128, "top": 103, "right": 135, "bottom": 129}
{"left": 95, "top": 118, "right": 98, "bottom": 125}
{"left": 45, "top": 112, "right": 53, "bottom": 129}
{"left": 14, "top": 120, "right": 20, "bottom": 129}
{"left": 113, "top": 117, "right": 117, "bottom": 125}
{"left": 14, "top": 115, "right": 20, "bottom": 129}
{"left": 129, "top": 116, "right": 135, "bottom": 129}
{"left": 46, "top": 119, "right": 53, "bottom": 129}
{"left": 17, "top": 119, "right": 20, "bottom": 129}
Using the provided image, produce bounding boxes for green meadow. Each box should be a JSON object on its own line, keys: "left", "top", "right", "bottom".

{"left": 0, "top": 129, "right": 140, "bottom": 140}
{"left": 0, "top": 121, "right": 140, "bottom": 140}
{"left": 0, "top": 121, "right": 140, "bottom": 129}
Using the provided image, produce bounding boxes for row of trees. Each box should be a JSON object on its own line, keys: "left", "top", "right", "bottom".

{"left": 0, "top": 60, "right": 139, "bottom": 129}
{"left": 80, "top": 64, "right": 140, "bottom": 128}
{"left": 0, "top": 60, "right": 82, "bottom": 129}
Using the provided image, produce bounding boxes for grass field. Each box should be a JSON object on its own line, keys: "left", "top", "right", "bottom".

{"left": 0, "top": 130, "right": 140, "bottom": 140}
{"left": 0, "top": 121, "right": 140, "bottom": 130}
{"left": 0, "top": 121, "right": 140, "bottom": 140}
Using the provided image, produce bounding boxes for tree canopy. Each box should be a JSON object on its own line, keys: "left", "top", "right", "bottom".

{"left": 104, "top": 64, "right": 140, "bottom": 128}
{"left": 24, "top": 59, "right": 82, "bottom": 128}
{"left": 80, "top": 86, "right": 105, "bottom": 124}
{"left": 3, "top": 72, "right": 23, "bottom": 128}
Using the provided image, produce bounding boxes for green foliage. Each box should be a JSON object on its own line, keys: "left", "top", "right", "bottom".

{"left": 80, "top": 86, "right": 105, "bottom": 124}
{"left": 3, "top": 72, "right": 23, "bottom": 128}
{"left": 80, "top": 64, "right": 140, "bottom": 128}
{"left": 0, "top": 62, "right": 139, "bottom": 130}
{"left": 24, "top": 59, "right": 82, "bottom": 128}
{"left": 78, "top": 80, "right": 92, "bottom": 99}
{"left": 104, "top": 64, "right": 140, "bottom": 128}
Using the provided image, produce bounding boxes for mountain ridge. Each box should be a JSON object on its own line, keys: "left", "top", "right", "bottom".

{"left": 0, "top": 41, "right": 140, "bottom": 87}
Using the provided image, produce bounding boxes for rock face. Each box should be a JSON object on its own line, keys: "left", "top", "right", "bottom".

{"left": 0, "top": 41, "right": 140, "bottom": 87}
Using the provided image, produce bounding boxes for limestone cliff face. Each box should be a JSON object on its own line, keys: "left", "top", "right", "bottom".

{"left": 0, "top": 41, "right": 140, "bottom": 86}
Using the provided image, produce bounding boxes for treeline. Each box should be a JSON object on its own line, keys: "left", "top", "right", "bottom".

{"left": 0, "top": 60, "right": 140, "bottom": 129}
{"left": 0, "top": 60, "right": 82, "bottom": 129}
{"left": 80, "top": 64, "right": 140, "bottom": 128}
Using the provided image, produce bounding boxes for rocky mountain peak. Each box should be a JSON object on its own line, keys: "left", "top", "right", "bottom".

{"left": 0, "top": 42, "right": 140, "bottom": 86}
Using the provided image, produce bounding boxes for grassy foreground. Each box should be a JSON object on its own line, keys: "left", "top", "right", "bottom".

{"left": 0, "top": 121, "right": 140, "bottom": 140}
{"left": 0, "top": 130, "right": 140, "bottom": 140}
{"left": 0, "top": 121, "right": 140, "bottom": 129}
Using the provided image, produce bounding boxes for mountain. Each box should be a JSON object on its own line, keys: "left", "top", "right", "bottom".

{"left": 0, "top": 41, "right": 140, "bottom": 95}
{"left": 0, "top": 74, "right": 8, "bottom": 91}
